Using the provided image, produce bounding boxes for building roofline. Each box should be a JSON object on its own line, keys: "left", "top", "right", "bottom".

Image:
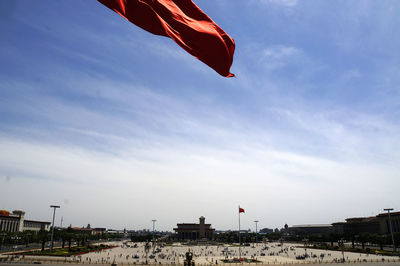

{"left": 176, "top": 223, "right": 212, "bottom": 226}
{"left": 290, "top": 224, "right": 332, "bottom": 228}
{"left": 173, "top": 228, "right": 215, "bottom": 231}
{"left": 24, "top": 220, "right": 51, "bottom": 224}
{"left": 0, "top": 215, "right": 19, "bottom": 219}
{"left": 377, "top": 211, "right": 400, "bottom": 217}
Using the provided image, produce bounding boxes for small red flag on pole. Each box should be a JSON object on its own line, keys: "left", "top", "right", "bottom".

{"left": 238, "top": 205, "right": 244, "bottom": 258}
{"left": 97, "top": 0, "right": 235, "bottom": 77}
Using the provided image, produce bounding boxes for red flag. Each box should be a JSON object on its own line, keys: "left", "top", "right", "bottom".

{"left": 239, "top": 207, "right": 245, "bottom": 213}
{"left": 98, "top": 0, "right": 235, "bottom": 77}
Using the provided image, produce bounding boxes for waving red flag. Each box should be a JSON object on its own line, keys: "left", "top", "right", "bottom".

{"left": 239, "top": 207, "right": 245, "bottom": 213}
{"left": 98, "top": 0, "right": 235, "bottom": 77}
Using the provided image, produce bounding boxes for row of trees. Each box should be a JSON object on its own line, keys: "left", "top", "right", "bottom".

{"left": 205, "top": 231, "right": 400, "bottom": 251}
{"left": 130, "top": 233, "right": 161, "bottom": 242}
{"left": 286, "top": 232, "right": 400, "bottom": 250}
{"left": 213, "top": 232, "right": 281, "bottom": 243}
{"left": 0, "top": 227, "right": 123, "bottom": 251}
{"left": 5, "top": 229, "right": 395, "bottom": 252}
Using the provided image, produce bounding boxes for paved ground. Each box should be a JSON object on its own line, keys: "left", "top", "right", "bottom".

{"left": 1, "top": 241, "right": 399, "bottom": 265}
{"left": 1, "top": 262, "right": 400, "bottom": 266}
{"left": 0, "top": 262, "right": 400, "bottom": 266}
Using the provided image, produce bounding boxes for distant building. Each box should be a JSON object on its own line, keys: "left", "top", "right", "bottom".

{"left": 332, "top": 217, "right": 380, "bottom": 235}
{"left": 174, "top": 216, "right": 215, "bottom": 240}
{"left": 331, "top": 222, "right": 346, "bottom": 235}
{"left": 0, "top": 210, "right": 51, "bottom": 233}
{"left": 70, "top": 227, "right": 93, "bottom": 235}
{"left": 107, "top": 229, "right": 125, "bottom": 234}
{"left": 93, "top": 228, "right": 107, "bottom": 235}
{"left": 128, "top": 229, "right": 151, "bottom": 236}
{"left": 287, "top": 224, "right": 333, "bottom": 235}
{"left": 332, "top": 211, "right": 400, "bottom": 235}
{"left": 259, "top": 228, "right": 273, "bottom": 234}
{"left": 376, "top": 211, "right": 400, "bottom": 234}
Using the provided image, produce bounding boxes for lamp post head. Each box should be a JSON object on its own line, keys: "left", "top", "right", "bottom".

{"left": 50, "top": 205, "right": 60, "bottom": 209}
{"left": 384, "top": 208, "right": 394, "bottom": 211}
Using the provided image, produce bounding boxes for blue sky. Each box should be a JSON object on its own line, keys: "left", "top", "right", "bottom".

{"left": 0, "top": 0, "right": 399, "bottom": 231}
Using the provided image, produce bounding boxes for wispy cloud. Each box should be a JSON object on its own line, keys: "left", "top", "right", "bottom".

{"left": 1, "top": 111, "right": 399, "bottom": 228}
{"left": 262, "top": 45, "right": 301, "bottom": 59}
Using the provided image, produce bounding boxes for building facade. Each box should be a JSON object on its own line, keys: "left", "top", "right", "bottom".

{"left": 93, "top": 228, "right": 107, "bottom": 235}
{"left": 0, "top": 210, "right": 51, "bottom": 233}
{"left": 259, "top": 228, "right": 274, "bottom": 234}
{"left": 70, "top": 227, "right": 93, "bottom": 235}
{"left": 332, "top": 211, "right": 400, "bottom": 235}
{"left": 376, "top": 211, "right": 400, "bottom": 234}
{"left": 287, "top": 224, "right": 333, "bottom": 235}
{"left": 174, "top": 216, "right": 215, "bottom": 240}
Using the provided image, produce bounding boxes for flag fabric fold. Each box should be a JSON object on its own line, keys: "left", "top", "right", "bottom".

{"left": 98, "top": 0, "right": 235, "bottom": 77}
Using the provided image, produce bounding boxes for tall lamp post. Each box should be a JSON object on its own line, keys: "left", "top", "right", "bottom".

{"left": 49, "top": 205, "right": 60, "bottom": 252}
{"left": 254, "top": 220, "right": 259, "bottom": 245}
{"left": 384, "top": 208, "right": 396, "bottom": 252}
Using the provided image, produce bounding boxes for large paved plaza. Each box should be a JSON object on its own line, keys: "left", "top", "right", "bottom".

{"left": 2, "top": 241, "right": 400, "bottom": 265}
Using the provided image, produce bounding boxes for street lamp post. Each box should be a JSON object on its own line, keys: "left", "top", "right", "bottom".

{"left": 49, "top": 205, "right": 60, "bottom": 253}
{"left": 384, "top": 208, "right": 396, "bottom": 252}
{"left": 254, "top": 220, "right": 259, "bottom": 245}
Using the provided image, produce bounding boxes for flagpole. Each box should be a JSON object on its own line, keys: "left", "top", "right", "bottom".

{"left": 238, "top": 205, "right": 241, "bottom": 259}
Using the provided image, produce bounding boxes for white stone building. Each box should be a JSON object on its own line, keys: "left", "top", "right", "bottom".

{"left": 0, "top": 210, "right": 51, "bottom": 233}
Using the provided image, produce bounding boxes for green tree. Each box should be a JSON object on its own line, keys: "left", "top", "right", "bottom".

{"left": 328, "top": 233, "right": 339, "bottom": 247}
{"left": 65, "top": 227, "right": 74, "bottom": 251}
{"left": 394, "top": 232, "right": 400, "bottom": 250}
{"left": 58, "top": 231, "right": 69, "bottom": 248}
{"left": 375, "top": 234, "right": 386, "bottom": 250}
{"left": 358, "top": 233, "right": 371, "bottom": 250}
{"left": 75, "top": 234, "right": 82, "bottom": 247}
{"left": 21, "top": 231, "right": 33, "bottom": 247}
{"left": 38, "top": 230, "right": 49, "bottom": 252}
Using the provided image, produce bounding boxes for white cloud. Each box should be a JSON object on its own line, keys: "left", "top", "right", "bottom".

{"left": 262, "top": 45, "right": 302, "bottom": 60}
{"left": 1, "top": 98, "right": 399, "bottom": 230}
{"left": 2, "top": 60, "right": 399, "bottom": 230}
{"left": 239, "top": 44, "right": 305, "bottom": 76}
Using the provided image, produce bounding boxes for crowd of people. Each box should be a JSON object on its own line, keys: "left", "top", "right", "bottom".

{"left": 69, "top": 241, "right": 399, "bottom": 265}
